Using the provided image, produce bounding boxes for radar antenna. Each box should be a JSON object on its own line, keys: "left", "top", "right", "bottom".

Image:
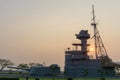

{"left": 91, "top": 5, "right": 112, "bottom": 65}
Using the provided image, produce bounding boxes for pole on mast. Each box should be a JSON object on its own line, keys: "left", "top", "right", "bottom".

{"left": 91, "top": 5, "right": 98, "bottom": 59}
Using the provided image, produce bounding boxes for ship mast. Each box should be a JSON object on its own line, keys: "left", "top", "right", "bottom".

{"left": 91, "top": 5, "right": 98, "bottom": 59}
{"left": 91, "top": 5, "right": 110, "bottom": 62}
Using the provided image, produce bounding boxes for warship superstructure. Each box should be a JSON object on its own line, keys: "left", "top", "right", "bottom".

{"left": 64, "top": 28, "right": 115, "bottom": 77}
{"left": 64, "top": 5, "right": 119, "bottom": 78}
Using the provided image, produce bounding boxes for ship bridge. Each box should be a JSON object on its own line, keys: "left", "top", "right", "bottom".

{"left": 65, "top": 30, "right": 90, "bottom": 61}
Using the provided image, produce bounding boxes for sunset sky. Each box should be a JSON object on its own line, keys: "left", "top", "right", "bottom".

{"left": 0, "top": 0, "right": 120, "bottom": 70}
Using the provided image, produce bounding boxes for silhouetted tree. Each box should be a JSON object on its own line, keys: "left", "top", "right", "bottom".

{"left": 29, "top": 63, "right": 35, "bottom": 67}
{"left": 0, "top": 59, "right": 14, "bottom": 71}
{"left": 35, "top": 63, "right": 43, "bottom": 66}
{"left": 17, "top": 64, "right": 29, "bottom": 68}
{"left": 29, "top": 63, "right": 43, "bottom": 68}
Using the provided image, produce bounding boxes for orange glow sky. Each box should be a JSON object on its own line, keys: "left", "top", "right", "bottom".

{"left": 0, "top": 0, "right": 120, "bottom": 70}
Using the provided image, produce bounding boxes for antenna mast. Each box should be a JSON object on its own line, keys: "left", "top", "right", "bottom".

{"left": 91, "top": 5, "right": 98, "bottom": 59}
{"left": 91, "top": 5, "right": 111, "bottom": 64}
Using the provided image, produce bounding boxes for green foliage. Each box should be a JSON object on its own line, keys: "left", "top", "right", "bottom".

{"left": 49, "top": 64, "right": 58, "bottom": 71}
